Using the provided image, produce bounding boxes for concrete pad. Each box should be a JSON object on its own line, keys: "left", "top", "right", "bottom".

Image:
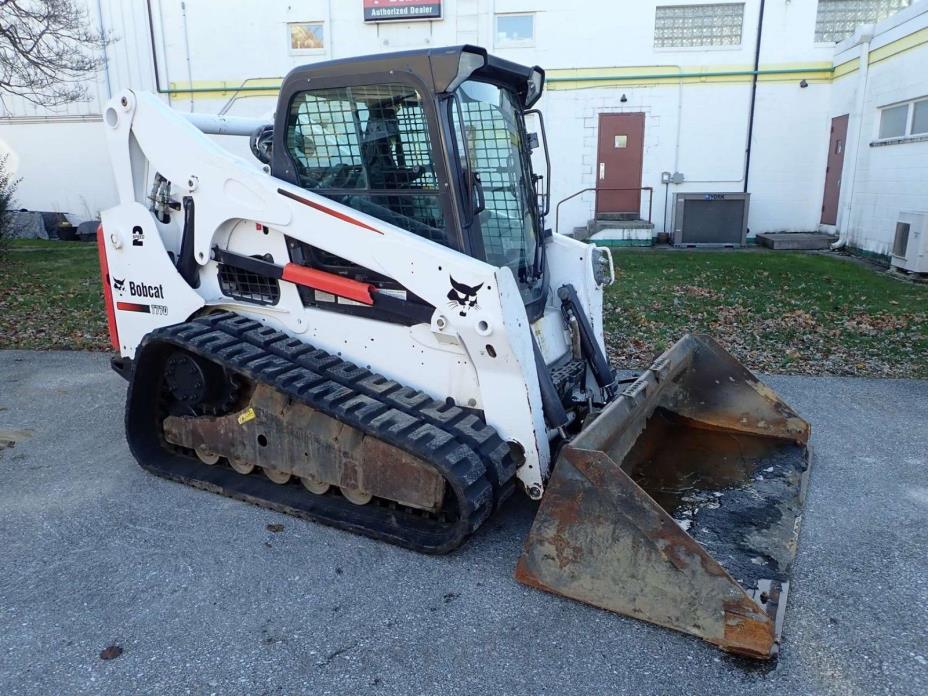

{"left": 756, "top": 233, "right": 838, "bottom": 250}
{"left": 0, "top": 351, "right": 926, "bottom": 695}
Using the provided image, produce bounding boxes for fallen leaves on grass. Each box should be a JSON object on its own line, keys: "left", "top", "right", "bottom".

{"left": 0, "top": 248, "right": 110, "bottom": 351}
{"left": 605, "top": 252, "right": 928, "bottom": 379}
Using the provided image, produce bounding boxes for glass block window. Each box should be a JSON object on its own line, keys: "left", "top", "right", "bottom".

{"left": 814, "top": 0, "right": 911, "bottom": 43}
{"left": 654, "top": 3, "right": 744, "bottom": 48}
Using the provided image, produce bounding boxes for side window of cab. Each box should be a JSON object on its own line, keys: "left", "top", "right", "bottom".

{"left": 285, "top": 84, "right": 453, "bottom": 247}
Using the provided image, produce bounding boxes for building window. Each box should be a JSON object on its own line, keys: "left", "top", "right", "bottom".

{"left": 653, "top": 3, "right": 744, "bottom": 48}
{"left": 814, "top": 0, "right": 911, "bottom": 43}
{"left": 877, "top": 98, "right": 928, "bottom": 140}
{"left": 495, "top": 13, "right": 534, "bottom": 47}
{"left": 913, "top": 99, "right": 928, "bottom": 135}
{"left": 288, "top": 22, "right": 324, "bottom": 53}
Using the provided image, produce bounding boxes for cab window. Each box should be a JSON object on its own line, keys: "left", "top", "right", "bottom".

{"left": 286, "top": 84, "right": 450, "bottom": 246}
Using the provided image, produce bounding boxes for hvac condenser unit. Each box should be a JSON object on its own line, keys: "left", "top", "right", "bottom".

{"left": 890, "top": 211, "right": 928, "bottom": 273}
{"left": 672, "top": 192, "right": 750, "bottom": 247}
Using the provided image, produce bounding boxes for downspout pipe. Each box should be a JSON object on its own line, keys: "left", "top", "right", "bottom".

{"left": 743, "top": 0, "right": 766, "bottom": 193}
{"left": 145, "top": 0, "right": 163, "bottom": 93}
{"left": 95, "top": 0, "right": 112, "bottom": 99}
{"left": 180, "top": 2, "right": 195, "bottom": 112}
{"left": 831, "top": 27, "right": 874, "bottom": 251}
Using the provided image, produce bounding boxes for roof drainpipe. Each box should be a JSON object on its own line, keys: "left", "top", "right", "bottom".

{"left": 180, "top": 2, "right": 195, "bottom": 112}
{"left": 145, "top": 0, "right": 165, "bottom": 94}
{"left": 831, "top": 26, "right": 874, "bottom": 251}
{"left": 743, "top": 0, "right": 765, "bottom": 194}
{"left": 95, "top": 0, "right": 111, "bottom": 99}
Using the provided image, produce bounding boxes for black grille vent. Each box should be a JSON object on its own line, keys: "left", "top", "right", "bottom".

{"left": 893, "top": 222, "right": 910, "bottom": 259}
{"left": 218, "top": 263, "right": 280, "bottom": 306}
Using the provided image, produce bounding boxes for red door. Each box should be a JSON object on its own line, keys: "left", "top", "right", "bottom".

{"left": 596, "top": 113, "right": 645, "bottom": 215}
{"left": 821, "top": 114, "right": 849, "bottom": 225}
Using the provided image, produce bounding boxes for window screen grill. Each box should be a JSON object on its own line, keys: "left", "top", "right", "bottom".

{"left": 893, "top": 222, "right": 910, "bottom": 258}
{"left": 218, "top": 262, "right": 281, "bottom": 306}
{"left": 654, "top": 3, "right": 744, "bottom": 48}
{"left": 814, "top": 0, "right": 911, "bottom": 43}
{"left": 454, "top": 86, "right": 536, "bottom": 275}
{"left": 285, "top": 84, "right": 449, "bottom": 246}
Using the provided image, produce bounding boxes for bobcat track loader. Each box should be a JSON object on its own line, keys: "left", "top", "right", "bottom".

{"left": 98, "top": 46, "right": 811, "bottom": 659}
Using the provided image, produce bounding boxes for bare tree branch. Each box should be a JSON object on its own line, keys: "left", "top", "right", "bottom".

{"left": 0, "top": 0, "right": 114, "bottom": 108}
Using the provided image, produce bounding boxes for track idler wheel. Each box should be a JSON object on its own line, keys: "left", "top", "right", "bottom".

{"left": 263, "top": 467, "right": 291, "bottom": 485}
{"left": 229, "top": 458, "right": 255, "bottom": 475}
{"left": 340, "top": 486, "right": 373, "bottom": 506}
{"left": 300, "top": 475, "right": 330, "bottom": 495}
{"left": 195, "top": 446, "right": 220, "bottom": 465}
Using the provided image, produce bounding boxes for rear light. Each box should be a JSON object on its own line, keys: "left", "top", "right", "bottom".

{"left": 96, "top": 225, "right": 120, "bottom": 351}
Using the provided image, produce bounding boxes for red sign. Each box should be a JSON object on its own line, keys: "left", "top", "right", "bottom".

{"left": 363, "top": 0, "right": 442, "bottom": 22}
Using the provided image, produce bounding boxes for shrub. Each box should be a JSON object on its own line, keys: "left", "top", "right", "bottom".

{"left": 0, "top": 154, "right": 21, "bottom": 260}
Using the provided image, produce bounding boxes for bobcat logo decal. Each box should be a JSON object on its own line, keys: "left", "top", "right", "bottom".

{"left": 112, "top": 277, "right": 125, "bottom": 293}
{"left": 447, "top": 277, "right": 483, "bottom": 317}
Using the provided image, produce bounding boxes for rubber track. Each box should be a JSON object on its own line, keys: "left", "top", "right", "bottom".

{"left": 125, "top": 312, "right": 516, "bottom": 553}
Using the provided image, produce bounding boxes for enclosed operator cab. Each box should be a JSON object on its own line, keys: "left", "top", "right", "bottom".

{"left": 268, "top": 45, "right": 550, "bottom": 321}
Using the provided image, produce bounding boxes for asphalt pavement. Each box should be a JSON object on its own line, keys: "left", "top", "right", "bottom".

{"left": 0, "top": 351, "right": 926, "bottom": 695}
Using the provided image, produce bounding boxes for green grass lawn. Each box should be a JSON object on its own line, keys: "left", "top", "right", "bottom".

{"left": 1, "top": 241, "right": 926, "bottom": 378}
{"left": 0, "top": 239, "right": 109, "bottom": 351}
{"left": 605, "top": 250, "right": 928, "bottom": 378}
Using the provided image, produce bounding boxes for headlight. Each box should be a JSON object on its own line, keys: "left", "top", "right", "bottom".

{"left": 592, "top": 247, "right": 614, "bottom": 287}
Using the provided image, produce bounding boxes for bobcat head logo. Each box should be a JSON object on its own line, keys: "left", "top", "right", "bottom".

{"left": 112, "top": 277, "right": 125, "bottom": 292}
{"left": 447, "top": 277, "right": 483, "bottom": 317}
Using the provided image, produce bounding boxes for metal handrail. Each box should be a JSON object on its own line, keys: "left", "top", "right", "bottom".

{"left": 555, "top": 186, "right": 654, "bottom": 236}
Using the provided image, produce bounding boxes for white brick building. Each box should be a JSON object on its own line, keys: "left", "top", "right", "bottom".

{"left": 1, "top": 0, "right": 926, "bottom": 256}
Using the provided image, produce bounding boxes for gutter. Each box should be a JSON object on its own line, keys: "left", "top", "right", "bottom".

{"left": 545, "top": 66, "right": 833, "bottom": 85}
{"left": 141, "top": 66, "right": 833, "bottom": 99}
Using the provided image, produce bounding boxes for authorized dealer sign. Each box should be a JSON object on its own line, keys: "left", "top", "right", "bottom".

{"left": 363, "top": 0, "right": 441, "bottom": 22}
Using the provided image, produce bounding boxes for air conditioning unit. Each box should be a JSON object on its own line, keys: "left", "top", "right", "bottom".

{"left": 890, "top": 211, "right": 928, "bottom": 273}
{"left": 672, "top": 192, "right": 749, "bottom": 247}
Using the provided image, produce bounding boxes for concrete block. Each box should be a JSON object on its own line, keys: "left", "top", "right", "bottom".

{"left": 756, "top": 232, "right": 838, "bottom": 250}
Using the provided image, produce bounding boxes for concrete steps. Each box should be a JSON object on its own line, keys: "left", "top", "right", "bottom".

{"left": 591, "top": 218, "right": 655, "bottom": 233}
{"left": 585, "top": 217, "right": 655, "bottom": 247}
{"left": 567, "top": 216, "right": 655, "bottom": 246}
{"left": 596, "top": 212, "right": 640, "bottom": 222}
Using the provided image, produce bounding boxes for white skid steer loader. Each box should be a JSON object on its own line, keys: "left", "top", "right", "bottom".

{"left": 97, "top": 46, "right": 811, "bottom": 659}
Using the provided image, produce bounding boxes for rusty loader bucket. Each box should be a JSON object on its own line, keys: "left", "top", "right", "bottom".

{"left": 516, "top": 335, "right": 811, "bottom": 659}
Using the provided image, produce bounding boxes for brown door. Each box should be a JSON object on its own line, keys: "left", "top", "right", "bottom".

{"left": 596, "top": 113, "right": 645, "bottom": 214}
{"left": 821, "top": 114, "right": 849, "bottom": 225}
